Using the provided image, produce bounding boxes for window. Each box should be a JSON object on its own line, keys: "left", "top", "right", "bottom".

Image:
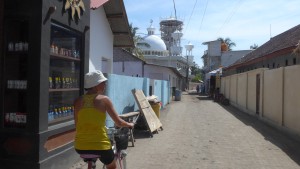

{"left": 49, "top": 22, "right": 82, "bottom": 125}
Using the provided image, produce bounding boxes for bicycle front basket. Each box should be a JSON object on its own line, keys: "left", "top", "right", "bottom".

{"left": 114, "top": 128, "right": 129, "bottom": 150}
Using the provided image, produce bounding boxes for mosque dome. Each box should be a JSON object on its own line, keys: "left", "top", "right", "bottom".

{"left": 138, "top": 35, "right": 167, "bottom": 51}
{"left": 137, "top": 20, "right": 167, "bottom": 54}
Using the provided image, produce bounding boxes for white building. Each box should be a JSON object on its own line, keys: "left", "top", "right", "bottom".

{"left": 202, "top": 40, "right": 252, "bottom": 93}
{"left": 89, "top": 0, "right": 133, "bottom": 74}
{"left": 202, "top": 40, "right": 252, "bottom": 73}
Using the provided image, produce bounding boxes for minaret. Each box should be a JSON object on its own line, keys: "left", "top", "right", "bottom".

{"left": 147, "top": 19, "right": 155, "bottom": 35}
{"left": 171, "top": 29, "right": 183, "bottom": 56}
{"left": 159, "top": 17, "right": 183, "bottom": 56}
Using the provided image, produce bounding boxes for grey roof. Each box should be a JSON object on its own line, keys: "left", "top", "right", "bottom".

{"left": 113, "top": 48, "right": 145, "bottom": 62}
{"left": 145, "top": 63, "right": 184, "bottom": 78}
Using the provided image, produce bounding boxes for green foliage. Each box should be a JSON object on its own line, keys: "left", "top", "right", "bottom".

{"left": 217, "top": 37, "right": 236, "bottom": 51}
{"left": 124, "top": 23, "right": 152, "bottom": 60}
{"left": 191, "top": 74, "right": 202, "bottom": 82}
{"left": 190, "top": 64, "right": 203, "bottom": 82}
{"left": 250, "top": 43, "right": 258, "bottom": 49}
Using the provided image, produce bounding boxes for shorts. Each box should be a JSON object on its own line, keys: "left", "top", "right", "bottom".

{"left": 76, "top": 149, "right": 114, "bottom": 165}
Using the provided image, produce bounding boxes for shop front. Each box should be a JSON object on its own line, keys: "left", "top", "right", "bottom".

{"left": 0, "top": 0, "right": 90, "bottom": 168}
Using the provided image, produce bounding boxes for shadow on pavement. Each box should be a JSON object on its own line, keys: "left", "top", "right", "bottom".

{"left": 196, "top": 94, "right": 213, "bottom": 101}
{"left": 220, "top": 103, "right": 300, "bottom": 166}
{"left": 132, "top": 128, "right": 161, "bottom": 140}
{"left": 187, "top": 92, "right": 199, "bottom": 95}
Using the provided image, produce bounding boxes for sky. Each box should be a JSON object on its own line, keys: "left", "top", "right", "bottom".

{"left": 123, "top": 0, "right": 300, "bottom": 67}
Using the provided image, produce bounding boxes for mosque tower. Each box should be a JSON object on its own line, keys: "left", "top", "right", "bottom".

{"left": 159, "top": 17, "right": 183, "bottom": 56}
{"left": 147, "top": 20, "right": 155, "bottom": 35}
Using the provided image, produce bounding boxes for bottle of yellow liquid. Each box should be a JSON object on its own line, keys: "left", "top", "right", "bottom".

{"left": 49, "top": 77, "right": 53, "bottom": 89}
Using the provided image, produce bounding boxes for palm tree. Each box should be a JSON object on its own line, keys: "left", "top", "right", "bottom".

{"left": 217, "top": 37, "right": 236, "bottom": 51}
{"left": 126, "top": 23, "right": 150, "bottom": 60}
{"left": 250, "top": 43, "right": 258, "bottom": 49}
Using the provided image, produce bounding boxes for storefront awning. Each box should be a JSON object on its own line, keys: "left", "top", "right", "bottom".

{"left": 90, "top": 0, "right": 134, "bottom": 47}
{"left": 102, "top": 0, "right": 134, "bottom": 47}
{"left": 90, "top": 0, "right": 109, "bottom": 9}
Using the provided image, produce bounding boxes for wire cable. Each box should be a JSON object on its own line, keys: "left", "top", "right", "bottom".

{"left": 217, "top": 0, "right": 243, "bottom": 35}
{"left": 199, "top": 0, "right": 209, "bottom": 31}
{"left": 184, "top": 0, "right": 198, "bottom": 35}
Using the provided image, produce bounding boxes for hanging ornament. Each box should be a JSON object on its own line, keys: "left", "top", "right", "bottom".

{"left": 65, "top": 0, "right": 85, "bottom": 20}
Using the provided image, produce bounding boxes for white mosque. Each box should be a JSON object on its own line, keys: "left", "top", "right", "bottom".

{"left": 137, "top": 18, "right": 194, "bottom": 78}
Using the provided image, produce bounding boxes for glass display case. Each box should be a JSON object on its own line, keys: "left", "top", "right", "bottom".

{"left": 2, "top": 18, "right": 29, "bottom": 129}
{"left": 48, "top": 22, "right": 82, "bottom": 125}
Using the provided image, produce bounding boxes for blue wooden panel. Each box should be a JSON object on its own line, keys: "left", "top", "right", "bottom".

{"left": 104, "top": 74, "right": 170, "bottom": 127}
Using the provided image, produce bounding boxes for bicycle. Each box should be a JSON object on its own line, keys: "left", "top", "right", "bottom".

{"left": 80, "top": 113, "right": 140, "bottom": 169}
{"left": 79, "top": 127, "right": 129, "bottom": 169}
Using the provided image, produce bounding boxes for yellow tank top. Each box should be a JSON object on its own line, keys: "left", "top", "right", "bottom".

{"left": 75, "top": 94, "right": 111, "bottom": 150}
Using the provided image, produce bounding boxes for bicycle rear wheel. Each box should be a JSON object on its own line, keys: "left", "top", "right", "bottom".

{"left": 117, "top": 154, "right": 126, "bottom": 169}
{"left": 102, "top": 156, "right": 126, "bottom": 169}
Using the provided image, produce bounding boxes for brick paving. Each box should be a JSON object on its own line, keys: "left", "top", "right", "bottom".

{"left": 70, "top": 91, "right": 300, "bottom": 169}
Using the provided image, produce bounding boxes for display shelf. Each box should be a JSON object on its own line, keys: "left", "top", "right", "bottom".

{"left": 6, "top": 51, "right": 28, "bottom": 56}
{"left": 50, "top": 53, "right": 80, "bottom": 62}
{"left": 48, "top": 22, "right": 82, "bottom": 125}
{"left": 48, "top": 115, "right": 74, "bottom": 125}
{"left": 49, "top": 88, "right": 79, "bottom": 92}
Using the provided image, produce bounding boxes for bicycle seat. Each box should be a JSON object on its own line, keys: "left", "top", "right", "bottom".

{"left": 80, "top": 154, "right": 101, "bottom": 159}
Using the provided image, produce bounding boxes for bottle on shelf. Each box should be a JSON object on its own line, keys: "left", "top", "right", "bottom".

{"left": 23, "top": 42, "right": 28, "bottom": 51}
{"left": 54, "top": 45, "right": 59, "bottom": 54}
{"left": 50, "top": 43, "right": 55, "bottom": 53}
{"left": 8, "top": 42, "right": 14, "bottom": 51}
{"left": 49, "top": 77, "right": 53, "bottom": 89}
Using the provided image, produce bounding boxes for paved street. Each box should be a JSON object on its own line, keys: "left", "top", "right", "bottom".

{"left": 71, "top": 91, "right": 300, "bottom": 169}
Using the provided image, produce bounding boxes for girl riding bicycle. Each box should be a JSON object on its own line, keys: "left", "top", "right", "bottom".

{"left": 74, "top": 70, "right": 134, "bottom": 169}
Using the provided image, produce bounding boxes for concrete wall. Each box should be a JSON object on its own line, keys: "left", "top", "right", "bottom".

{"left": 263, "top": 68, "right": 283, "bottom": 125}
{"left": 114, "top": 61, "right": 143, "bottom": 77}
{"left": 105, "top": 74, "right": 169, "bottom": 127}
{"left": 90, "top": 7, "right": 113, "bottom": 73}
{"left": 225, "top": 77, "right": 230, "bottom": 98}
{"left": 221, "top": 65, "right": 300, "bottom": 138}
{"left": 247, "top": 70, "right": 258, "bottom": 115}
{"left": 237, "top": 73, "right": 247, "bottom": 111}
{"left": 229, "top": 75, "right": 237, "bottom": 105}
{"left": 283, "top": 65, "right": 300, "bottom": 134}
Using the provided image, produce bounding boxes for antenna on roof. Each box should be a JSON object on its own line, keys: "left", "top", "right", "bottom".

{"left": 270, "top": 24, "right": 272, "bottom": 39}
{"left": 172, "top": 0, "right": 177, "bottom": 19}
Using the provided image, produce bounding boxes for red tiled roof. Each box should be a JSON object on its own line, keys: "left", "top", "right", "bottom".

{"left": 230, "top": 24, "right": 300, "bottom": 67}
